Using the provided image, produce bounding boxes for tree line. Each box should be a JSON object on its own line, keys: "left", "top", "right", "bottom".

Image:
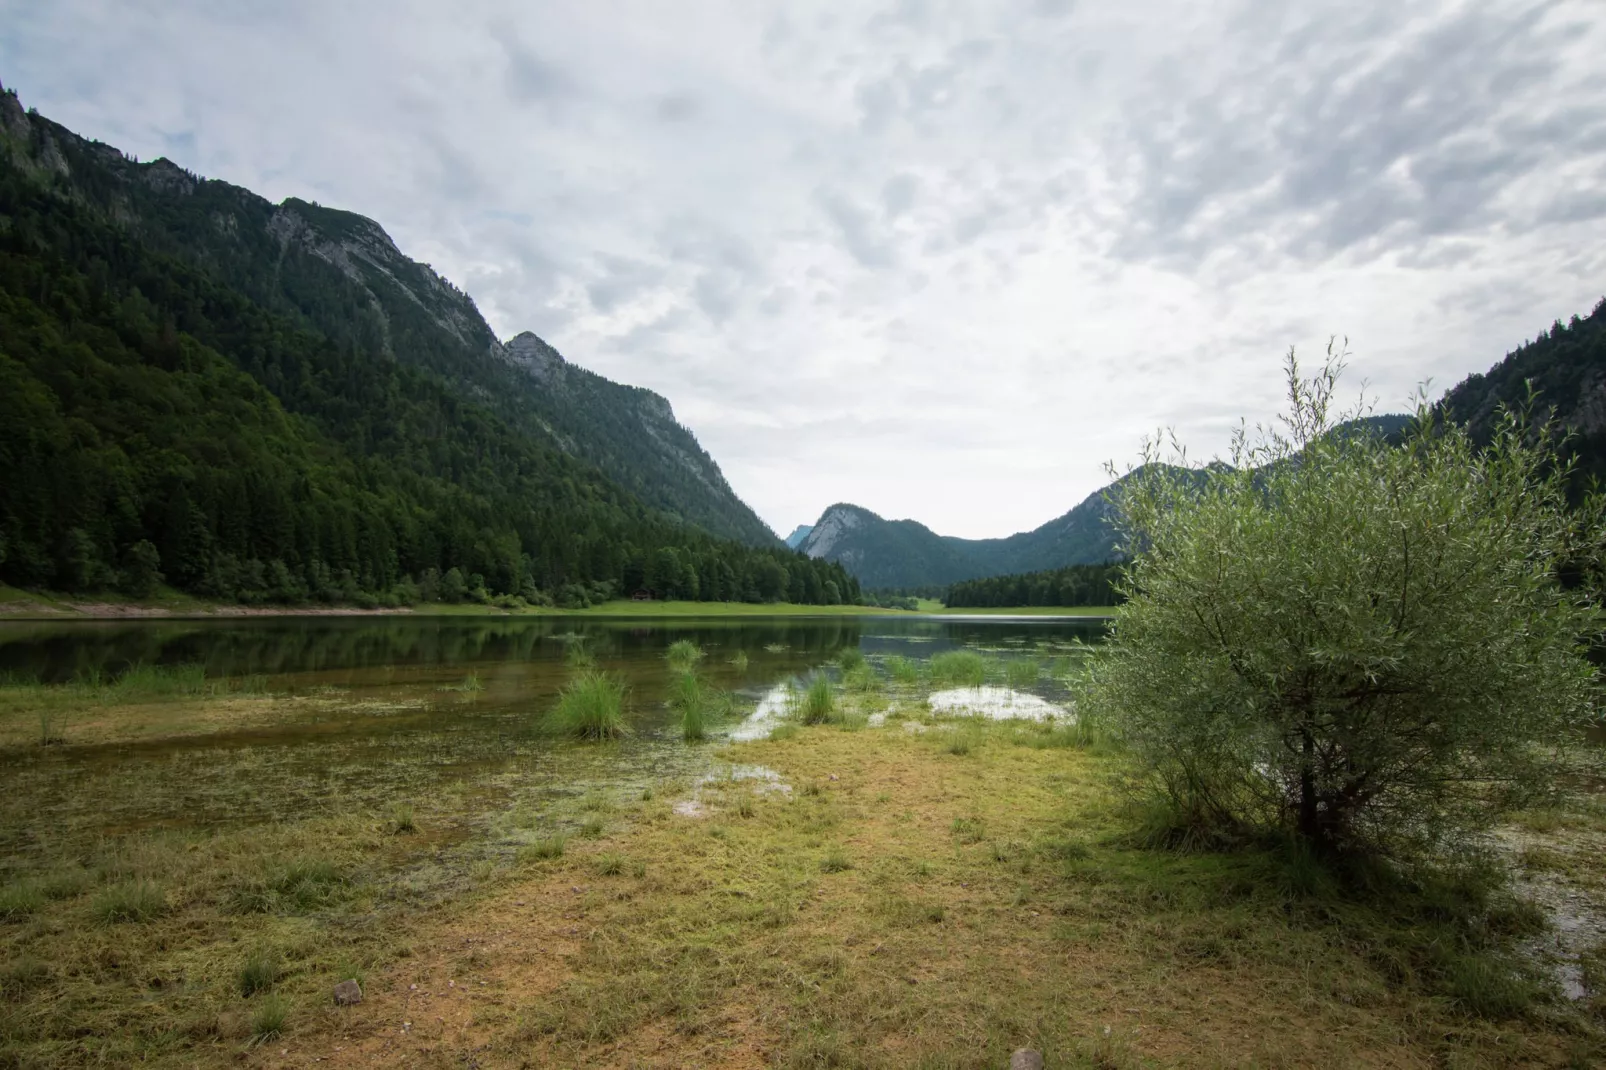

{"left": 943, "top": 562, "right": 1123, "bottom": 608}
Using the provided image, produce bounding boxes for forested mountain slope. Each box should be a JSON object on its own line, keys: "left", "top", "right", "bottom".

{"left": 0, "top": 84, "right": 775, "bottom": 548}
{"left": 1438, "top": 298, "right": 1606, "bottom": 491}
{"left": 0, "top": 84, "right": 854, "bottom": 607}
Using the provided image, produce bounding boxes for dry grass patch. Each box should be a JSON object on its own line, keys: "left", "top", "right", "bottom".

{"left": 276, "top": 722, "right": 1604, "bottom": 1069}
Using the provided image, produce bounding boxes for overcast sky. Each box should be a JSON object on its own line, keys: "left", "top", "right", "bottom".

{"left": 4, "top": 1, "right": 1605, "bottom": 539}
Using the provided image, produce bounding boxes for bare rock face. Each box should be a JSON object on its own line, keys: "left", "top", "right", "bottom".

{"left": 1009, "top": 1050, "right": 1045, "bottom": 1070}
{"left": 332, "top": 979, "right": 363, "bottom": 1006}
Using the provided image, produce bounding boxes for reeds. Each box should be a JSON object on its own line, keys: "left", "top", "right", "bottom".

{"left": 797, "top": 674, "right": 837, "bottom": 725}
{"left": 664, "top": 640, "right": 704, "bottom": 673}
{"left": 928, "top": 650, "right": 986, "bottom": 687}
{"left": 549, "top": 671, "right": 628, "bottom": 740}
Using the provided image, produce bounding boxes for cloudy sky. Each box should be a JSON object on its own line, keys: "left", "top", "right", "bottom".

{"left": 4, "top": 1, "right": 1605, "bottom": 539}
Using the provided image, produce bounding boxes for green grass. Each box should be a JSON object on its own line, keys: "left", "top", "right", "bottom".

{"left": 519, "top": 836, "right": 568, "bottom": 862}
{"left": 548, "top": 670, "right": 628, "bottom": 740}
{"left": 928, "top": 650, "right": 987, "bottom": 687}
{"left": 729, "top": 650, "right": 750, "bottom": 672}
{"left": 1004, "top": 658, "right": 1042, "bottom": 689}
{"left": 929, "top": 605, "right": 1118, "bottom": 616}
{"left": 665, "top": 640, "right": 704, "bottom": 672}
{"left": 238, "top": 949, "right": 280, "bottom": 997}
{"left": 883, "top": 655, "right": 922, "bottom": 685}
{"left": 668, "top": 671, "right": 727, "bottom": 742}
{"left": 390, "top": 802, "right": 417, "bottom": 834}
{"left": 0, "top": 879, "right": 46, "bottom": 920}
{"left": 441, "top": 671, "right": 484, "bottom": 692}
{"left": 820, "top": 846, "right": 853, "bottom": 873}
{"left": 836, "top": 647, "right": 867, "bottom": 672}
{"left": 248, "top": 992, "right": 290, "bottom": 1046}
{"left": 796, "top": 675, "right": 837, "bottom": 725}
{"left": 91, "top": 880, "right": 168, "bottom": 923}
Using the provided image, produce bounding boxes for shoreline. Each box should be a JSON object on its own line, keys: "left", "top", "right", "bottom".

{"left": 0, "top": 592, "right": 1116, "bottom": 624}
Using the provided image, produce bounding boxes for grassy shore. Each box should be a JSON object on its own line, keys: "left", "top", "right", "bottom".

{"left": 0, "top": 585, "right": 1116, "bottom": 622}
{"left": 4, "top": 666, "right": 1601, "bottom": 1068}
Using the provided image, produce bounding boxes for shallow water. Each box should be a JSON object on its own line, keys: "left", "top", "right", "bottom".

{"left": 0, "top": 614, "right": 1105, "bottom": 863}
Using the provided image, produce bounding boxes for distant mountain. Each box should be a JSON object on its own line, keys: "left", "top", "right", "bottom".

{"left": 784, "top": 525, "right": 814, "bottom": 549}
{"left": 800, "top": 415, "right": 1415, "bottom": 589}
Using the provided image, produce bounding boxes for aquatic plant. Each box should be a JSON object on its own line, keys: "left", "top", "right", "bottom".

{"left": 883, "top": 655, "right": 921, "bottom": 685}
{"left": 1004, "top": 659, "right": 1042, "bottom": 690}
{"left": 441, "top": 672, "right": 483, "bottom": 692}
{"left": 797, "top": 675, "right": 837, "bottom": 725}
{"left": 928, "top": 650, "right": 986, "bottom": 687}
{"left": 549, "top": 671, "right": 628, "bottom": 740}
{"left": 836, "top": 647, "right": 867, "bottom": 672}
{"left": 729, "top": 650, "right": 750, "bottom": 672}
{"left": 664, "top": 640, "right": 704, "bottom": 672}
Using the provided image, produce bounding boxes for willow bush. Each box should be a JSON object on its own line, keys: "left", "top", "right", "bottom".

{"left": 1090, "top": 346, "right": 1602, "bottom": 856}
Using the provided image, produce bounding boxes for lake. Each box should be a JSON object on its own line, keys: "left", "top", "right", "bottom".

{"left": 0, "top": 614, "right": 1105, "bottom": 887}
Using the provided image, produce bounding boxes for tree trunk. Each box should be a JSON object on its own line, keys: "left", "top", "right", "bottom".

{"left": 1298, "top": 726, "right": 1320, "bottom": 843}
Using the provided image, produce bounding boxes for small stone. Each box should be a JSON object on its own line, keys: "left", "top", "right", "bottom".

{"left": 1010, "top": 1050, "right": 1044, "bottom": 1070}
{"left": 333, "top": 979, "right": 363, "bottom": 1006}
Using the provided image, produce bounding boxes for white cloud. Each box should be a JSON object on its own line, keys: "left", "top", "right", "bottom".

{"left": 3, "top": 0, "right": 1604, "bottom": 539}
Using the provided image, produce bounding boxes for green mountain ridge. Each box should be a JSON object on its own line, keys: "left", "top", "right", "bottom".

{"left": 0, "top": 83, "right": 857, "bottom": 607}
{"left": 0, "top": 87, "right": 775, "bottom": 549}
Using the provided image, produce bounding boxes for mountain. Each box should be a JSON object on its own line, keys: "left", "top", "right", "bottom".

{"left": 1438, "top": 298, "right": 1606, "bottom": 492}
{"left": 801, "top": 416, "right": 1415, "bottom": 589}
{"left": 0, "top": 86, "right": 773, "bottom": 550}
{"left": 0, "top": 83, "right": 855, "bottom": 607}
{"left": 784, "top": 525, "right": 814, "bottom": 549}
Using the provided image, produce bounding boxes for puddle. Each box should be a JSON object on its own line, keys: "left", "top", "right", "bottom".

{"left": 927, "top": 687, "right": 1069, "bottom": 721}
{"left": 671, "top": 763, "right": 791, "bottom": 819}
{"left": 731, "top": 682, "right": 794, "bottom": 741}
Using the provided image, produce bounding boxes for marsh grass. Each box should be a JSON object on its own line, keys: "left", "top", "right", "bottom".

{"left": 1004, "top": 658, "right": 1042, "bottom": 690}
{"left": 796, "top": 674, "right": 837, "bottom": 725}
{"left": 548, "top": 671, "right": 627, "bottom": 740}
{"left": 928, "top": 650, "right": 986, "bottom": 687}
{"left": 664, "top": 640, "right": 704, "bottom": 673}
{"left": 883, "top": 655, "right": 921, "bottom": 685}
{"left": 728, "top": 650, "right": 750, "bottom": 672}
{"left": 563, "top": 640, "right": 597, "bottom": 670}
{"left": 668, "top": 671, "right": 730, "bottom": 742}
{"left": 441, "top": 672, "right": 484, "bottom": 692}
{"left": 836, "top": 647, "right": 867, "bottom": 672}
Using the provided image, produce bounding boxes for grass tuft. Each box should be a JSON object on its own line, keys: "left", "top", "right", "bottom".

{"left": 928, "top": 650, "right": 986, "bottom": 686}
{"left": 390, "top": 803, "right": 417, "bottom": 834}
{"left": 820, "top": 846, "right": 852, "bottom": 873}
{"left": 238, "top": 949, "right": 280, "bottom": 997}
{"left": 664, "top": 640, "right": 704, "bottom": 673}
{"left": 883, "top": 655, "right": 921, "bottom": 685}
{"left": 548, "top": 671, "right": 628, "bottom": 740}
{"left": 519, "top": 836, "right": 567, "bottom": 863}
{"left": 0, "top": 880, "right": 45, "bottom": 920}
{"left": 836, "top": 647, "right": 867, "bottom": 672}
{"left": 91, "top": 880, "right": 167, "bottom": 923}
{"left": 729, "top": 650, "right": 750, "bottom": 672}
{"left": 248, "top": 992, "right": 290, "bottom": 1047}
{"left": 797, "top": 675, "right": 837, "bottom": 725}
